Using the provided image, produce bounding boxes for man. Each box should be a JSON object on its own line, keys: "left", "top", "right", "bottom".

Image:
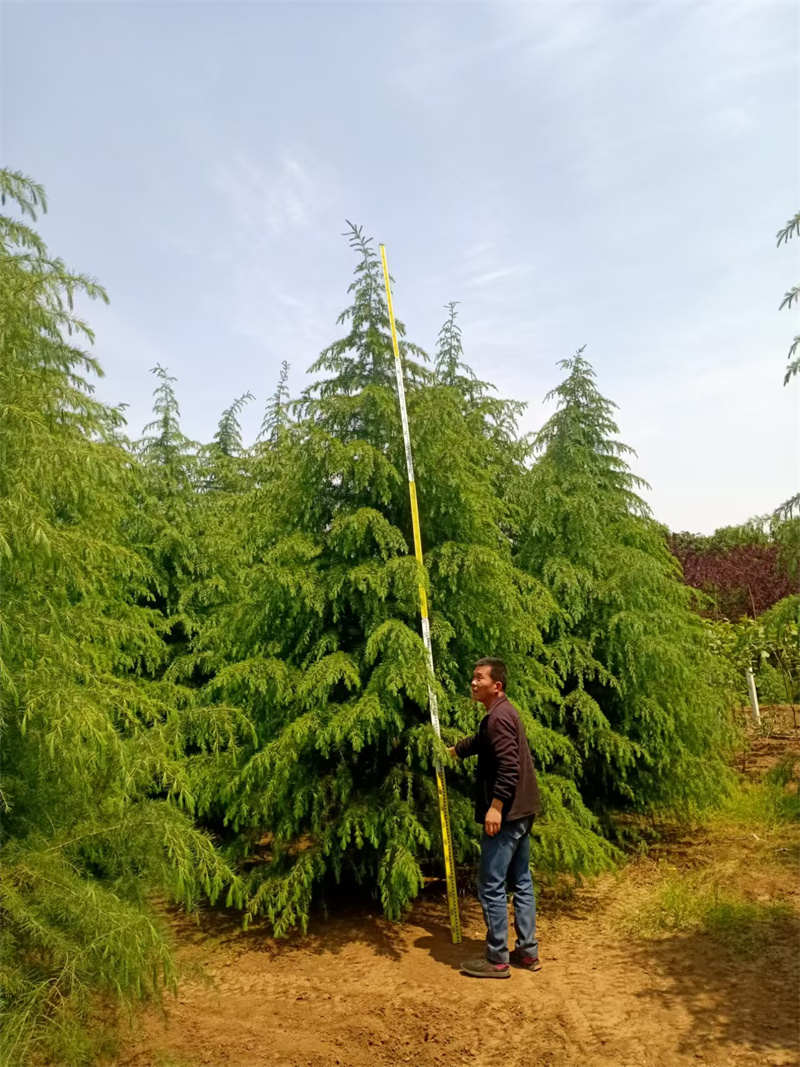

{"left": 447, "top": 657, "right": 542, "bottom": 979}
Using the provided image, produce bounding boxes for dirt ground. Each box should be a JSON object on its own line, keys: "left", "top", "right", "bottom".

{"left": 114, "top": 722, "right": 800, "bottom": 1067}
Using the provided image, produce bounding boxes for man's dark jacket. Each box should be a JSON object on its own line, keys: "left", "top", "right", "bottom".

{"left": 454, "top": 694, "right": 541, "bottom": 823}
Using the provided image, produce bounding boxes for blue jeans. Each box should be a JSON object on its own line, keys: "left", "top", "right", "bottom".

{"left": 477, "top": 816, "right": 538, "bottom": 964}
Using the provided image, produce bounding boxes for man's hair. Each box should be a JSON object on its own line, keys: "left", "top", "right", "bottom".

{"left": 475, "top": 657, "right": 507, "bottom": 690}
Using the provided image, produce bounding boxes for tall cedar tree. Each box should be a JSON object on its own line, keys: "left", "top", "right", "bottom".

{"left": 0, "top": 172, "right": 240, "bottom": 1066}
{"left": 514, "top": 349, "right": 735, "bottom": 824}
{"left": 132, "top": 365, "right": 204, "bottom": 636}
{"left": 184, "top": 227, "right": 613, "bottom": 935}
{"left": 131, "top": 370, "right": 258, "bottom": 818}
{"left": 204, "top": 390, "right": 255, "bottom": 493}
{"left": 131, "top": 370, "right": 253, "bottom": 663}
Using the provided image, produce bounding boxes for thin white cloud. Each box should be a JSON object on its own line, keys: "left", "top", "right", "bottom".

{"left": 205, "top": 147, "right": 343, "bottom": 381}
{"left": 464, "top": 265, "right": 528, "bottom": 289}
{"left": 213, "top": 150, "right": 325, "bottom": 237}
{"left": 462, "top": 240, "right": 495, "bottom": 262}
{"left": 274, "top": 289, "right": 305, "bottom": 310}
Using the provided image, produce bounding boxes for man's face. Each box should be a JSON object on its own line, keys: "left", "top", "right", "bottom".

{"left": 471, "top": 664, "right": 500, "bottom": 705}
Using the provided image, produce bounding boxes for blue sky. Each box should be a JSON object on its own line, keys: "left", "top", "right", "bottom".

{"left": 3, "top": 0, "right": 798, "bottom": 532}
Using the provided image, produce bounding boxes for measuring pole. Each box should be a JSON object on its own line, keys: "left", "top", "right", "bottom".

{"left": 379, "top": 244, "right": 462, "bottom": 944}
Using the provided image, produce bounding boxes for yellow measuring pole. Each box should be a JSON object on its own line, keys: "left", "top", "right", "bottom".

{"left": 379, "top": 244, "right": 462, "bottom": 944}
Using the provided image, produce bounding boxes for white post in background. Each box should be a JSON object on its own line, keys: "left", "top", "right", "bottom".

{"left": 746, "top": 667, "right": 761, "bottom": 726}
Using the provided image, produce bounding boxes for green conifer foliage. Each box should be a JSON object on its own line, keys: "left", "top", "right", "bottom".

{"left": 433, "top": 302, "right": 473, "bottom": 389}
{"left": 515, "top": 350, "right": 735, "bottom": 824}
{"left": 187, "top": 231, "right": 616, "bottom": 934}
{"left": 0, "top": 172, "right": 238, "bottom": 1065}
{"left": 259, "top": 360, "right": 290, "bottom": 443}
{"left": 197, "top": 391, "right": 256, "bottom": 506}
{"left": 432, "top": 301, "right": 525, "bottom": 449}
{"left": 212, "top": 391, "right": 254, "bottom": 458}
{"left": 132, "top": 365, "right": 204, "bottom": 622}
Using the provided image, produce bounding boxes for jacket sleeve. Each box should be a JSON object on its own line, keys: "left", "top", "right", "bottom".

{"left": 454, "top": 733, "right": 480, "bottom": 759}
{"left": 487, "top": 708, "right": 519, "bottom": 805}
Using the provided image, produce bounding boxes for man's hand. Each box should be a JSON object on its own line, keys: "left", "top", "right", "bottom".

{"left": 484, "top": 801, "right": 502, "bottom": 837}
{"left": 446, "top": 746, "right": 457, "bottom": 759}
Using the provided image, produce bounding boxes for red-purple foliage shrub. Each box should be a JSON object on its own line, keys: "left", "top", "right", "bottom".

{"left": 670, "top": 534, "right": 799, "bottom": 619}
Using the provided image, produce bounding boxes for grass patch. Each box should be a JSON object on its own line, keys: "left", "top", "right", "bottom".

{"left": 621, "top": 870, "right": 793, "bottom": 955}
{"left": 619, "top": 766, "right": 800, "bottom": 956}
{"left": 714, "top": 756, "right": 800, "bottom": 830}
{"left": 704, "top": 897, "right": 794, "bottom": 953}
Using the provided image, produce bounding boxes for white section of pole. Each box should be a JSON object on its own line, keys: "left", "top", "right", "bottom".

{"left": 746, "top": 667, "right": 761, "bottom": 726}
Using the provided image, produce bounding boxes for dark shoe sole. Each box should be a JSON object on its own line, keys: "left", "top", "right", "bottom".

{"left": 460, "top": 965, "right": 511, "bottom": 979}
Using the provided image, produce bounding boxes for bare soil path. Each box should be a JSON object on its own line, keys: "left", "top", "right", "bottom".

{"left": 114, "top": 732, "right": 800, "bottom": 1067}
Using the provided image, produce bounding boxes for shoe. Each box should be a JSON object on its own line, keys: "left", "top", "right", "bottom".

{"left": 460, "top": 957, "right": 510, "bottom": 979}
{"left": 509, "top": 948, "right": 541, "bottom": 971}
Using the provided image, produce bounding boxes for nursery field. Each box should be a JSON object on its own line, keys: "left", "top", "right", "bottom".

{"left": 5, "top": 169, "right": 799, "bottom": 1067}
{"left": 113, "top": 720, "right": 800, "bottom": 1067}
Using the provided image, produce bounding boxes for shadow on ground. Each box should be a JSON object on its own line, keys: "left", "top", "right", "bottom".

{"left": 164, "top": 900, "right": 409, "bottom": 963}
{"left": 410, "top": 913, "right": 486, "bottom": 971}
{"left": 630, "top": 915, "right": 800, "bottom": 1058}
{"left": 164, "top": 875, "right": 486, "bottom": 966}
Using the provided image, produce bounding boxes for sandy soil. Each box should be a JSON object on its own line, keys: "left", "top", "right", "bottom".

{"left": 113, "top": 724, "right": 800, "bottom": 1067}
